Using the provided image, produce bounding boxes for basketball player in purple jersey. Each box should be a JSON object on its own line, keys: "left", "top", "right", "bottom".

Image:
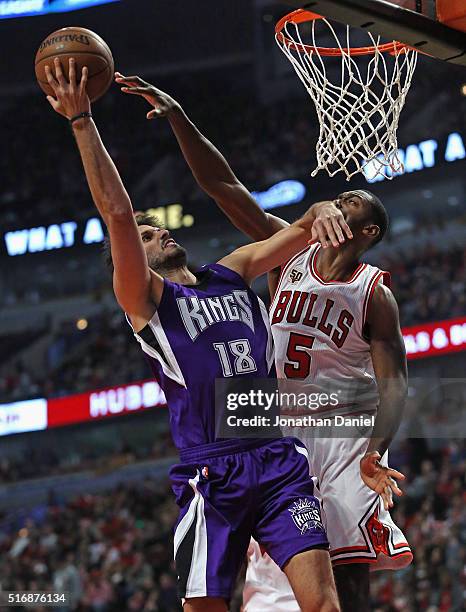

{"left": 114, "top": 75, "right": 411, "bottom": 612}
{"left": 44, "top": 59, "right": 341, "bottom": 612}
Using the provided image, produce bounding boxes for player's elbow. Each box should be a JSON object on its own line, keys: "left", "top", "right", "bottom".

{"left": 113, "top": 275, "right": 153, "bottom": 319}
{"left": 244, "top": 251, "right": 269, "bottom": 283}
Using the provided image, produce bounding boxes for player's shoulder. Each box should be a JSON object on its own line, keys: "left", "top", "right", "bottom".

{"left": 372, "top": 279, "right": 395, "bottom": 302}
{"left": 209, "top": 261, "right": 250, "bottom": 288}
{"left": 368, "top": 281, "right": 399, "bottom": 321}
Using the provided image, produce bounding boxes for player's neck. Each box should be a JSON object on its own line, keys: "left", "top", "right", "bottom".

{"left": 162, "top": 265, "right": 197, "bottom": 285}
{"left": 315, "top": 243, "right": 364, "bottom": 282}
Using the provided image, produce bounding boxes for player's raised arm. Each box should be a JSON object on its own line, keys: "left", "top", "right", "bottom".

{"left": 360, "top": 282, "right": 408, "bottom": 510}
{"left": 216, "top": 203, "right": 335, "bottom": 284}
{"left": 115, "top": 74, "right": 352, "bottom": 247}
{"left": 115, "top": 73, "right": 285, "bottom": 240}
{"left": 45, "top": 58, "right": 160, "bottom": 322}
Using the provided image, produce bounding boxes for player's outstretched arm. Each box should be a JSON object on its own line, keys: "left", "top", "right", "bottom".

{"left": 114, "top": 72, "right": 286, "bottom": 240}
{"left": 115, "top": 74, "right": 352, "bottom": 248}
{"left": 45, "top": 58, "right": 161, "bottom": 323}
{"left": 216, "top": 203, "right": 337, "bottom": 284}
{"left": 360, "top": 283, "right": 408, "bottom": 510}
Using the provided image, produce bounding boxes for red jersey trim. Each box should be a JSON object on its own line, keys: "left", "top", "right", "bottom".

{"left": 309, "top": 244, "right": 367, "bottom": 285}
{"left": 330, "top": 541, "right": 411, "bottom": 557}
{"left": 362, "top": 269, "right": 391, "bottom": 331}
{"left": 332, "top": 551, "right": 413, "bottom": 566}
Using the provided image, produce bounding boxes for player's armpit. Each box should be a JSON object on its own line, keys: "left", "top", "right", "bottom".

{"left": 268, "top": 267, "right": 281, "bottom": 299}
{"left": 109, "top": 213, "right": 161, "bottom": 327}
{"left": 366, "top": 283, "right": 407, "bottom": 457}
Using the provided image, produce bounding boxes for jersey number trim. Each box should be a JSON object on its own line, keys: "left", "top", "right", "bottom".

{"left": 213, "top": 339, "right": 258, "bottom": 377}
{"left": 284, "top": 332, "right": 315, "bottom": 379}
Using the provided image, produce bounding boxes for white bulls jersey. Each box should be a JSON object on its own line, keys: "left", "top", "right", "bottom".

{"left": 269, "top": 242, "right": 390, "bottom": 417}
{"left": 244, "top": 244, "right": 411, "bottom": 612}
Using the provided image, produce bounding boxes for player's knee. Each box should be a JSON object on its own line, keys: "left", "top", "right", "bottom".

{"left": 307, "top": 601, "right": 340, "bottom": 612}
{"left": 300, "top": 591, "right": 341, "bottom": 612}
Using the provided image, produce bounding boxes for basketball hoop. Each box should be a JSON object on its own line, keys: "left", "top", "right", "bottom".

{"left": 275, "top": 9, "right": 418, "bottom": 181}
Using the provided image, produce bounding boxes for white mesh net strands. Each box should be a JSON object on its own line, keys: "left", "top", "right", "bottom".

{"left": 275, "top": 13, "right": 418, "bottom": 181}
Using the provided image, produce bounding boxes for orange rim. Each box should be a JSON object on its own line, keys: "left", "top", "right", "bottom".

{"left": 275, "top": 9, "right": 412, "bottom": 56}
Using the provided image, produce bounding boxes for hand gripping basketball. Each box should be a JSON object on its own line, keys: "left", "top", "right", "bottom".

{"left": 360, "top": 451, "right": 405, "bottom": 511}
{"left": 45, "top": 57, "right": 91, "bottom": 121}
{"left": 114, "top": 72, "right": 181, "bottom": 119}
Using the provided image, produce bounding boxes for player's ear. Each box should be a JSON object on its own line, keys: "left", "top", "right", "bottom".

{"left": 362, "top": 224, "right": 380, "bottom": 240}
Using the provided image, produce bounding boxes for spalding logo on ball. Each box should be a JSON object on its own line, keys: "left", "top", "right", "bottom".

{"left": 35, "top": 27, "right": 114, "bottom": 102}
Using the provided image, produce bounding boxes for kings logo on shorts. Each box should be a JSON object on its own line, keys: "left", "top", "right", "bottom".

{"left": 288, "top": 498, "right": 324, "bottom": 535}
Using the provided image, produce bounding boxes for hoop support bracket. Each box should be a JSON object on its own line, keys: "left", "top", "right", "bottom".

{"left": 280, "top": 0, "right": 466, "bottom": 65}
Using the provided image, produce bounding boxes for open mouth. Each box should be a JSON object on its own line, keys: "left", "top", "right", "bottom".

{"left": 162, "top": 238, "right": 177, "bottom": 249}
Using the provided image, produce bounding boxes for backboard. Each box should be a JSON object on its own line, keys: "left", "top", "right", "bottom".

{"left": 280, "top": 0, "right": 466, "bottom": 65}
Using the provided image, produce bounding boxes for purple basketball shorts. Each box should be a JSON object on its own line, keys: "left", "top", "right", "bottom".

{"left": 170, "top": 437, "right": 329, "bottom": 600}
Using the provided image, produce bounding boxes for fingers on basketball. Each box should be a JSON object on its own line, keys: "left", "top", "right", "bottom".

{"left": 68, "top": 58, "right": 76, "bottom": 87}
{"left": 54, "top": 57, "right": 66, "bottom": 87}
{"left": 44, "top": 65, "right": 58, "bottom": 89}
{"left": 80, "top": 67, "right": 89, "bottom": 93}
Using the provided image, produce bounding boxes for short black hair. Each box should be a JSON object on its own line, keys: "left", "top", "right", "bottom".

{"left": 361, "top": 190, "right": 389, "bottom": 246}
{"left": 102, "top": 212, "right": 164, "bottom": 272}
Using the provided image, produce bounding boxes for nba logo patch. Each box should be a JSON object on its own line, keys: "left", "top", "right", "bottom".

{"left": 288, "top": 498, "right": 324, "bottom": 535}
{"left": 201, "top": 466, "right": 209, "bottom": 479}
{"left": 289, "top": 269, "right": 303, "bottom": 283}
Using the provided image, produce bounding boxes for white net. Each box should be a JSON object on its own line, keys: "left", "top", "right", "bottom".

{"left": 276, "top": 14, "right": 418, "bottom": 181}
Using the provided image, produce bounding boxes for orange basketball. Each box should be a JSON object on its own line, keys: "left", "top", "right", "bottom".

{"left": 35, "top": 27, "right": 114, "bottom": 103}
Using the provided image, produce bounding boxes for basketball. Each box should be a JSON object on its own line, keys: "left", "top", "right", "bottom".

{"left": 35, "top": 27, "right": 114, "bottom": 102}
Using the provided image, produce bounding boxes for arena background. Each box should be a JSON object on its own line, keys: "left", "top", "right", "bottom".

{"left": 0, "top": 1, "right": 465, "bottom": 610}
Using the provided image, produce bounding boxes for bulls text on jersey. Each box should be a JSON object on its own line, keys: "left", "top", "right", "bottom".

{"left": 271, "top": 290, "right": 354, "bottom": 349}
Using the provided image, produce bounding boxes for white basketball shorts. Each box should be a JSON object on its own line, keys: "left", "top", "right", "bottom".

{"left": 243, "top": 432, "right": 412, "bottom": 612}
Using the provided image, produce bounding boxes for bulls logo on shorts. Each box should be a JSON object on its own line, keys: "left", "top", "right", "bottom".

{"left": 288, "top": 498, "right": 324, "bottom": 535}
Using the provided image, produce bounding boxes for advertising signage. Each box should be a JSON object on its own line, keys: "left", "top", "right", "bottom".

{"left": 364, "top": 132, "right": 466, "bottom": 182}
{"left": 0, "top": 316, "right": 465, "bottom": 437}
{"left": 0, "top": 380, "right": 166, "bottom": 437}
{"left": 0, "top": 0, "right": 119, "bottom": 20}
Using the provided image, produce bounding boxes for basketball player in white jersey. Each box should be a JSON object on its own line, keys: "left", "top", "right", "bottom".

{"left": 115, "top": 75, "right": 412, "bottom": 612}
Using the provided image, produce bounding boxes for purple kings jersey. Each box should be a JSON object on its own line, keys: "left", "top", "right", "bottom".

{"left": 129, "top": 264, "right": 275, "bottom": 450}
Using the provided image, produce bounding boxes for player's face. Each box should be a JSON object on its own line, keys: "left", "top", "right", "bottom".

{"left": 335, "top": 190, "right": 376, "bottom": 235}
{"left": 138, "top": 224, "right": 187, "bottom": 272}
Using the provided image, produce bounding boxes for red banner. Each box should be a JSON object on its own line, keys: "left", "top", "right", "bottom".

{"left": 47, "top": 379, "right": 167, "bottom": 428}
{"left": 403, "top": 316, "right": 466, "bottom": 360}
{"left": 0, "top": 317, "right": 465, "bottom": 437}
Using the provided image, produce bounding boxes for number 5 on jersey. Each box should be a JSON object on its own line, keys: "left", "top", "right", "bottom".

{"left": 284, "top": 332, "right": 315, "bottom": 378}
